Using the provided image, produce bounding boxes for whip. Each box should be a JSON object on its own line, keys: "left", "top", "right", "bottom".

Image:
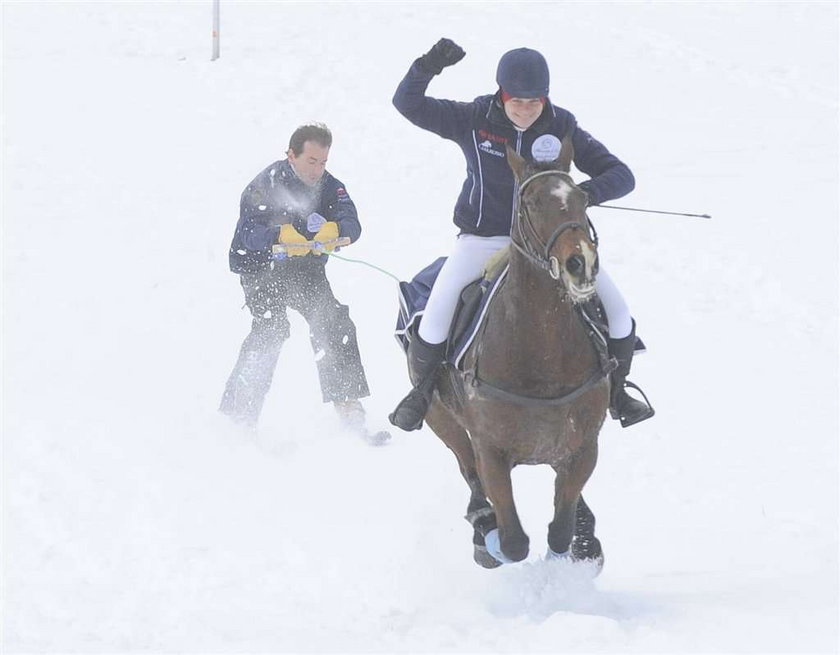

{"left": 595, "top": 205, "right": 711, "bottom": 219}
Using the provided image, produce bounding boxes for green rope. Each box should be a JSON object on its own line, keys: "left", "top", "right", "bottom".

{"left": 326, "top": 252, "right": 403, "bottom": 284}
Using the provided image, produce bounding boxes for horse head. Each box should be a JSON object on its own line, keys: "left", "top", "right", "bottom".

{"left": 506, "top": 137, "right": 598, "bottom": 303}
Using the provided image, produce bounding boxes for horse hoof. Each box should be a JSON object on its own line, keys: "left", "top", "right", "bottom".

{"left": 571, "top": 536, "right": 605, "bottom": 574}
{"left": 545, "top": 547, "right": 570, "bottom": 561}
{"left": 571, "top": 535, "right": 602, "bottom": 560}
{"left": 473, "top": 544, "right": 504, "bottom": 569}
{"left": 483, "top": 528, "right": 526, "bottom": 564}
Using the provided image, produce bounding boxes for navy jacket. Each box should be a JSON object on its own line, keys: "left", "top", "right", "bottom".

{"left": 228, "top": 159, "right": 362, "bottom": 274}
{"left": 393, "top": 60, "right": 635, "bottom": 237}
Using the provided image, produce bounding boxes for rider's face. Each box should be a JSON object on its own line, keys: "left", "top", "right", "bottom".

{"left": 504, "top": 97, "right": 544, "bottom": 130}
{"left": 288, "top": 141, "right": 329, "bottom": 186}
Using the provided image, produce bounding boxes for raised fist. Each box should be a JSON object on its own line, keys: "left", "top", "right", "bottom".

{"left": 418, "top": 38, "right": 466, "bottom": 75}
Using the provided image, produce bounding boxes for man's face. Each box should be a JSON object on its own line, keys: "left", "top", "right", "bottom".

{"left": 288, "top": 140, "right": 329, "bottom": 186}
{"left": 503, "top": 97, "right": 544, "bottom": 130}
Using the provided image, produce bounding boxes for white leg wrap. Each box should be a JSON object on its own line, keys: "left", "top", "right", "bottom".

{"left": 417, "top": 234, "right": 511, "bottom": 344}
{"left": 594, "top": 266, "right": 633, "bottom": 339}
{"left": 545, "top": 546, "right": 570, "bottom": 561}
{"left": 483, "top": 528, "right": 516, "bottom": 564}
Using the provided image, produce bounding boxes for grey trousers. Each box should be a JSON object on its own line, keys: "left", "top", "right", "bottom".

{"left": 220, "top": 258, "right": 370, "bottom": 424}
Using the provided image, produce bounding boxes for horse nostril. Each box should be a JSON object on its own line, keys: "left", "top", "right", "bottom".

{"left": 566, "top": 254, "right": 585, "bottom": 277}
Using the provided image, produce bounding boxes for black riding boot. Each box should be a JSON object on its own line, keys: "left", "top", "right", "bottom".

{"left": 608, "top": 322, "right": 655, "bottom": 428}
{"left": 389, "top": 334, "right": 446, "bottom": 431}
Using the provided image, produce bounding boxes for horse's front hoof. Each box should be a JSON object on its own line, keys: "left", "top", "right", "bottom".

{"left": 473, "top": 544, "right": 504, "bottom": 569}
{"left": 484, "top": 529, "right": 528, "bottom": 564}
{"left": 545, "top": 546, "right": 570, "bottom": 561}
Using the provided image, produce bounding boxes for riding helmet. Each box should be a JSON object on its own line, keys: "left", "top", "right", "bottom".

{"left": 496, "top": 48, "right": 550, "bottom": 99}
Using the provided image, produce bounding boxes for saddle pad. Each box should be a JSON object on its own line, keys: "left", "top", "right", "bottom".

{"left": 394, "top": 257, "right": 509, "bottom": 370}
{"left": 394, "top": 258, "right": 646, "bottom": 367}
{"left": 394, "top": 256, "right": 446, "bottom": 352}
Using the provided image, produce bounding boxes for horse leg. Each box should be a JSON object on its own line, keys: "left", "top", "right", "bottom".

{"left": 571, "top": 495, "right": 604, "bottom": 566}
{"left": 425, "top": 401, "right": 500, "bottom": 569}
{"left": 547, "top": 443, "right": 598, "bottom": 558}
{"left": 475, "top": 445, "right": 529, "bottom": 563}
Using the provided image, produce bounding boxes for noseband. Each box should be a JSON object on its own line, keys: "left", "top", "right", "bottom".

{"left": 510, "top": 170, "right": 598, "bottom": 280}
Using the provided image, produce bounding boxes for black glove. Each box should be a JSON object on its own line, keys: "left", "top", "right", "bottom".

{"left": 579, "top": 184, "right": 598, "bottom": 207}
{"left": 418, "top": 38, "right": 466, "bottom": 75}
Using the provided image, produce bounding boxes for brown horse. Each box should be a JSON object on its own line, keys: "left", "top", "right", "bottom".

{"left": 423, "top": 138, "right": 613, "bottom": 568}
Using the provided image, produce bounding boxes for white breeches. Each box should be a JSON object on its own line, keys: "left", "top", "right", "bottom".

{"left": 418, "top": 235, "right": 511, "bottom": 344}
{"left": 594, "top": 266, "right": 633, "bottom": 339}
{"left": 418, "top": 234, "right": 633, "bottom": 345}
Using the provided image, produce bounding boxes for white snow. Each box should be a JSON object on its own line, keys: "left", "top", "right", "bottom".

{"left": 2, "top": 2, "right": 838, "bottom": 653}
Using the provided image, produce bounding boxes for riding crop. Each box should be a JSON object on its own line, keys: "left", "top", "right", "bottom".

{"left": 594, "top": 205, "right": 711, "bottom": 219}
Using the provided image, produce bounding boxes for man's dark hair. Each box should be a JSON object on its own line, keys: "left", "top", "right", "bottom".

{"left": 288, "top": 123, "right": 332, "bottom": 155}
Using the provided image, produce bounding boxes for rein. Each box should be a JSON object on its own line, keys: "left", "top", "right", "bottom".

{"left": 461, "top": 168, "right": 614, "bottom": 408}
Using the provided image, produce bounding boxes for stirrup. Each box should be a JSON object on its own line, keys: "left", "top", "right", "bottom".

{"left": 610, "top": 381, "right": 655, "bottom": 428}
{"left": 388, "top": 388, "right": 430, "bottom": 431}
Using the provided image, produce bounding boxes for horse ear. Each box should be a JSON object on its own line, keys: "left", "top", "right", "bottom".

{"left": 558, "top": 134, "right": 574, "bottom": 173}
{"left": 506, "top": 145, "right": 527, "bottom": 181}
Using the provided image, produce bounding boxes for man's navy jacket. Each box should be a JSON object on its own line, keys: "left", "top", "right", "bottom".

{"left": 393, "top": 60, "right": 635, "bottom": 237}
{"left": 228, "top": 159, "right": 361, "bottom": 274}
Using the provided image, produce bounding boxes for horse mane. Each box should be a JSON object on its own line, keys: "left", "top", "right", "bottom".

{"left": 483, "top": 246, "right": 510, "bottom": 279}
{"left": 528, "top": 160, "right": 567, "bottom": 173}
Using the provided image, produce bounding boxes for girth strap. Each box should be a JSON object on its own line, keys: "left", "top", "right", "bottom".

{"left": 460, "top": 301, "right": 617, "bottom": 408}
{"left": 463, "top": 361, "right": 615, "bottom": 408}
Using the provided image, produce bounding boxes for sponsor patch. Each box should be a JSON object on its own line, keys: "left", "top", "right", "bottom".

{"left": 532, "top": 134, "right": 562, "bottom": 162}
{"left": 478, "top": 129, "right": 508, "bottom": 144}
{"left": 478, "top": 139, "right": 505, "bottom": 158}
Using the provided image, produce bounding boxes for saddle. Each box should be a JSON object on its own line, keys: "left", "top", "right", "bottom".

{"left": 394, "top": 252, "right": 645, "bottom": 369}
{"left": 394, "top": 256, "right": 509, "bottom": 369}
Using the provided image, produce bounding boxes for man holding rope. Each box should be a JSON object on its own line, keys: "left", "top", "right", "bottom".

{"left": 220, "top": 123, "right": 387, "bottom": 444}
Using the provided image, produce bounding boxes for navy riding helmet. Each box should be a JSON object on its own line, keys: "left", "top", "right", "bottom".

{"left": 495, "top": 48, "right": 550, "bottom": 99}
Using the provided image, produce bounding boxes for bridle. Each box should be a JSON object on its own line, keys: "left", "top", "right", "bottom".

{"left": 510, "top": 169, "right": 598, "bottom": 280}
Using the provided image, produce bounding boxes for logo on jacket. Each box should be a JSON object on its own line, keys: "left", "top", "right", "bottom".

{"left": 478, "top": 129, "right": 507, "bottom": 144}
{"left": 532, "top": 134, "right": 562, "bottom": 162}
{"left": 478, "top": 139, "right": 505, "bottom": 158}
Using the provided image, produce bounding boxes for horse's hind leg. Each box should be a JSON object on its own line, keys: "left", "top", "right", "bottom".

{"left": 571, "top": 495, "right": 604, "bottom": 566}
{"left": 548, "top": 444, "right": 598, "bottom": 558}
{"left": 425, "top": 401, "right": 500, "bottom": 568}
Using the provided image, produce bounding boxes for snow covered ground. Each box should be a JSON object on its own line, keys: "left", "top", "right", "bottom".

{"left": 2, "top": 2, "right": 838, "bottom": 652}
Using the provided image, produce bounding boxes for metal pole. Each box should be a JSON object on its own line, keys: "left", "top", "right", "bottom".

{"left": 211, "top": 0, "right": 220, "bottom": 61}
